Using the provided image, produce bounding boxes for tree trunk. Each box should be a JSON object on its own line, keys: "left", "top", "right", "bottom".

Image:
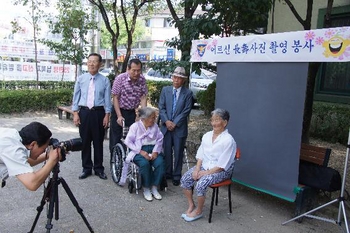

{"left": 301, "top": 62, "right": 321, "bottom": 143}
{"left": 271, "top": 0, "right": 275, "bottom": 33}
{"left": 32, "top": 0, "right": 39, "bottom": 89}
{"left": 284, "top": 0, "right": 333, "bottom": 143}
{"left": 61, "top": 63, "right": 65, "bottom": 81}
{"left": 301, "top": 0, "right": 333, "bottom": 143}
{"left": 112, "top": 36, "right": 118, "bottom": 74}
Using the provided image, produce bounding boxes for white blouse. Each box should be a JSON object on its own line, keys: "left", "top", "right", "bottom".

{"left": 196, "top": 129, "right": 236, "bottom": 171}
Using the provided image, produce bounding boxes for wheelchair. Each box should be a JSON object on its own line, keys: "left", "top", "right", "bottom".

{"left": 110, "top": 122, "right": 142, "bottom": 194}
{"left": 110, "top": 121, "right": 167, "bottom": 194}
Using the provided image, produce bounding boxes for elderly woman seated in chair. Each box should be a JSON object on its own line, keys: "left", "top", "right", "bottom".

{"left": 180, "top": 108, "right": 237, "bottom": 222}
{"left": 124, "top": 107, "right": 165, "bottom": 202}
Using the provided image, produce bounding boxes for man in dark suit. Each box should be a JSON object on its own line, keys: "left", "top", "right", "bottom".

{"left": 158, "top": 67, "right": 193, "bottom": 186}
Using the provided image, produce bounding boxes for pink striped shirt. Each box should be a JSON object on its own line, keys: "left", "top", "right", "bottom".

{"left": 111, "top": 72, "right": 148, "bottom": 110}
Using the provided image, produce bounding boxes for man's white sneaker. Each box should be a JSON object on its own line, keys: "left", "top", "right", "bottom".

{"left": 151, "top": 187, "right": 162, "bottom": 200}
{"left": 143, "top": 189, "right": 153, "bottom": 202}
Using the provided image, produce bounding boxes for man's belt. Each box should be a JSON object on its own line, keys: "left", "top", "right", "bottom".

{"left": 120, "top": 108, "right": 135, "bottom": 112}
{"left": 79, "top": 106, "right": 104, "bottom": 111}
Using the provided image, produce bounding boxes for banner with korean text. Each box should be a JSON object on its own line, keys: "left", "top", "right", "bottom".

{"left": 188, "top": 28, "right": 350, "bottom": 201}
{"left": 0, "top": 39, "right": 57, "bottom": 60}
{"left": 190, "top": 26, "right": 350, "bottom": 63}
{"left": 0, "top": 61, "right": 75, "bottom": 81}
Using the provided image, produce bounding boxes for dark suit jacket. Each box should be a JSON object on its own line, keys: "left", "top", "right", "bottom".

{"left": 158, "top": 85, "right": 193, "bottom": 138}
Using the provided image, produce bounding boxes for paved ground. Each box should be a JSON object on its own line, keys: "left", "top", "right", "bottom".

{"left": 0, "top": 112, "right": 347, "bottom": 233}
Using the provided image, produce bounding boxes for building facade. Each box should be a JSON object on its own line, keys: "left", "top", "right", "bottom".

{"left": 115, "top": 10, "right": 181, "bottom": 67}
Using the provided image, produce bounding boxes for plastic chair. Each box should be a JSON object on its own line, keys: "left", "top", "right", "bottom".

{"left": 208, "top": 148, "right": 241, "bottom": 223}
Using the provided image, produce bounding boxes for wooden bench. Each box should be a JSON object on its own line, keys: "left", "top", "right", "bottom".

{"left": 57, "top": 106, "right": 74, "bottom": 120}
{"left": 294, "top": 143, "right": 331, "bottom": 218}
{"left": 57, "top": 105, "right": 109, "bottom": 139}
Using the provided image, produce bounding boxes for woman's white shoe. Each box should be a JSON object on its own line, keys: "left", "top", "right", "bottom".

{"left": 143, "top": 188, "right": 153, "bottom": 201}
{"left": 151, "top": 187, "right": 162, "bottom": 200}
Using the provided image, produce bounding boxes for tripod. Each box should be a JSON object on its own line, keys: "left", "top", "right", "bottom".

{"left": 28, "top": 163, "right": 94, "bottom": 233}
{"left": 282, "top": 130, "right": 350, "bottom": 233}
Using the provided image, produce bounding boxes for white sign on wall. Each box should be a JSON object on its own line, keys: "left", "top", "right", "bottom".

{"left": 191, "top": 26, "right": 350, "bottom": 63}
{"left": 0, "top": 39, "right": 58, "bottom": 61}
{"left": 0, "top": 61, "right": 75, "bottom": 81}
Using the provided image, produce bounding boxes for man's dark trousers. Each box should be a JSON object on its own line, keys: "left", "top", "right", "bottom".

{"left": 79, "top": 107, "right": 105, "bottom": 173}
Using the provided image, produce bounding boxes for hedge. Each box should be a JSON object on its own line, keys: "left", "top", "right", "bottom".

{"left": 0, "top": 89, "right": 73, "bottom": 113}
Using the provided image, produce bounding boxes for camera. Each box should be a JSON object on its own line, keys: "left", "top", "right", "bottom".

{"left": 49, "top": 138, "right": 82, "bottom": 162}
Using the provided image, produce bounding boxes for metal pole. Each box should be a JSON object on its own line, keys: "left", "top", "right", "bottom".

{"left": 337, "top": 128, "right": 350, "bottom": 231}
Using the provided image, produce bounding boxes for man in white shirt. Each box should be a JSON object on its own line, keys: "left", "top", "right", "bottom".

{"left": 0, "top": 122, "right": 61, "bottom": 191}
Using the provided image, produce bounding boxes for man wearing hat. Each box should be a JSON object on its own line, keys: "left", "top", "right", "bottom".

{"left": 158, "top": 67, "right": 193, "bottom": 186}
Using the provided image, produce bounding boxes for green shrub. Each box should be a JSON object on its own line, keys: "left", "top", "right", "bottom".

{"left": 146, "top": 80, "right": 172, "bottom": 107}
{"left": 197, "top": 81, "right": 216, "bottom": 115}
{"left": 0, "top": 89, "right": 73, "bottom": 113}
{"left": 310, "top": 101, "right": 350, "bottom": 145}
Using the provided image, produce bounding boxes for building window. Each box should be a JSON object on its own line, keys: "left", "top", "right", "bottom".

{"left": 163, "top": 18, "right": 172, "bottom": 28}
{"left": 145, "top": 19, "right": 150, "bottom": 27}
{"left": 131, "top": 42, "right": 139, "bottom": 49}
{"left": 317, "top": 10, "right": 350, "bottom": 98}
{"left": 140, "top": 41, "right": 152, "bottom": 48}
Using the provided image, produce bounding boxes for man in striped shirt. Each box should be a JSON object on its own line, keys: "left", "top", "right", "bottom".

{"left": 109, "top": 58, "right": 148, "bottom": 158}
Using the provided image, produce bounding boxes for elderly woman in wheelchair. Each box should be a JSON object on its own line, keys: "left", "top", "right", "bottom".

{"left": 124, "top": 107, "right": 165, "bottom": 201}
{"left": 180, "top": 108, "right": 237, "bottom": 222}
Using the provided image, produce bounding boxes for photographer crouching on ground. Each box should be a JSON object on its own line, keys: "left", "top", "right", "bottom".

{"left": 0, "top": 121, "right": 61, "bottom": 191}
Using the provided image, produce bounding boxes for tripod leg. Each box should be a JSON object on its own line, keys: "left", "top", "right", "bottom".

{"left": 45, "top": 176, "right": 59, "bottom": 233}
{"left": 282, "top": 198, "right": 339, "bottom": 225}
{"left": 55, "top": 180, "right": 59, "bottom": 221}
{"left": 339, "top": 201, "right": 349, "bottom": 233}
{"left": 59, "top": 177, "right": 95, "bottom": 233}
{"left": 28, "top": 181, "right": 52, "bottom": 233}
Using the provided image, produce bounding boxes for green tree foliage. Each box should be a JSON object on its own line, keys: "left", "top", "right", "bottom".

{"left": 87, "top": 0, "right": 122, "bottom": 73}
{"left": 165, "top": 0, "right": 201, "bottom": 62}
{"left": 196, "top": 0, "right": 272, "bottom": 36}
{"left": 12, "top": 0, "right": 49, "bottom": 87}
{"left": 88, "top": 0, "right": 157, "bottom": 73}
{"left": 41, "top": 0, "right": 98, "bottom": 80}
{"left": 281, "top": 0, "right": 334, "bottom": 143}
{"left": 163, "top": 0, "right": 272, "bottom": 73}
{"left": 197, "top": 81, "right": 216, "bottom": 115}
{"left": 100, "top": 18, "right": 145, "bottom": 51}
{"left": 119, "top": 0, "right": 158, "bottom": 72}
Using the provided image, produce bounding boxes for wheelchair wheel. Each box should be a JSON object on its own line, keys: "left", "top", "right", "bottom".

{"left": 159, "top": 176, "right": 168, "bottom": 191}
{"left": 130, "top": 163, "right": 142, "bottom": 194}
{"left": 110, "top": 143, "right": 125, "bottom": 184}
{"left": 128, "top": 180, "right": 134, "bottom": 193}
{"left": 136, "top": 170, "right": 142, "bottom": 191}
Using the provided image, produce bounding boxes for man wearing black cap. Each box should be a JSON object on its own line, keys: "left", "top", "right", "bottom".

{"left": 158, "top": 66, "right": 193, "bottom": 186}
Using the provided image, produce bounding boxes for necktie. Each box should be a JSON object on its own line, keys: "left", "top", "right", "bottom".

{"left": 172, "top": 88, "right": 177, "bottom": 119}
{"left": 87, "top": 77, "right": 95, "bottom": 109}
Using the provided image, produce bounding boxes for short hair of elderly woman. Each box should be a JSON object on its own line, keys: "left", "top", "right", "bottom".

{"left": 211, "top": 108, "right": 230, "bottom": 122}
{"left": 138, "top": 107, "right": 158, "bottom": 119}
